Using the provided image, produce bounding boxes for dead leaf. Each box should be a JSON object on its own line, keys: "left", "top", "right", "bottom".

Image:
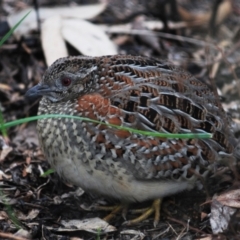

{"left": 17, "top": 209, "right": 40, "bottom": 221}
{"left": 41, "top": 15, "right": 68, "bottom": 66}
{"left": 0, "top": 137, "right": 13, "bottom": 162}
{"left": 210, "top": 198, "right": 236, "bottom": 234}
{"left": 0, "top": 211, "right": 9, "bottom": 221}
{"left": 121, "top": 229, "right": 145, "bottom": 239}
{"left": 48, "top": 218, "right": 116, "bottom": 233}
{"left": 62, "top": 19, "right": 117, "bottom": 56}
{"left": 132, "top": 15, "right": 161, "bottom": 53}
{"left": 7, "top": 3, "right": 107, "bottom": 38}
{"left": 0, "top": 83, "right": 12, "bottom": 91}
{"left": 216, "top": 189, "right": 240, "bottom": 208}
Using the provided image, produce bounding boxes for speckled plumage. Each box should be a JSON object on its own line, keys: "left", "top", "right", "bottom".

{"left": 27, "top": 55, "right": 237, "bottom": 203}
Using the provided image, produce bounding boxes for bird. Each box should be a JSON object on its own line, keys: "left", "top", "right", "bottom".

{"left": 26, "top": 55, "right": 238, "bottom": 226}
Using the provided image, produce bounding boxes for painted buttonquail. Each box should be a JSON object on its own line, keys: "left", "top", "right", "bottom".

{"left": 26, "top": 55, "right": 238, "bottom": 225}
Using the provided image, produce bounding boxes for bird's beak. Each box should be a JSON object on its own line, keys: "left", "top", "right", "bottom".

{"left": 25, "top": 84, "right": 51, "bottom": 100}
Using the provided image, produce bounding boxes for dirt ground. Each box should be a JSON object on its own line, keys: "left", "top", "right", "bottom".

{"left": 0, "top": 0, "right": 240, "bottom": 239}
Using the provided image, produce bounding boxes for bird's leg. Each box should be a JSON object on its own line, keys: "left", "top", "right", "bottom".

{"left": 123, "top": 198, "right": 162, "bottom": 227}
{"left": 93, "top": 203, "right": 129, "bottom": 222}
{"left": 102, "top": 204, "right": 125, "bottom": 222}
{"left": 92, "top": 199, "right": 162, "bottom": 226}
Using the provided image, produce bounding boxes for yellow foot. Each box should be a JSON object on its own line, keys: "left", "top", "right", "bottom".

{"left": 123, "top": 199, "right": 162, "bottom": 227}
{"left": 94, "top": 199, "right": 162, "bottom": 226}
{"left": 92, "top": 203, "right": 128, "bottom": 222}
{"left": 102, "top": 204, "right": 125, "bottom": 222}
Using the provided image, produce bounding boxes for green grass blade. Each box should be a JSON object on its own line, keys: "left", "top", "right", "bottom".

{"left": 0, "top": 190, "right": 23, "bottom": 229}
{"left": 0, "top": 11, "right": 31, "bottom": 47}
{"left": 41, "top": 169, "right": 55, "bottom": 177}
{"left": 0, "top": 9, "right": 32, "bottom": 230}
{"left": 0, "top": 110, "right": 7, "bottom": 137}
{"left": 0, "top": 114, "right": 212, "bottom": 139}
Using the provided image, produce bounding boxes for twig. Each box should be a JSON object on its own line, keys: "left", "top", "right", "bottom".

{"left": 166, "top": 217, "right": 206, "bottom": 234}
{"left": 0, "top": 231, "right": 29, "bottom": 240}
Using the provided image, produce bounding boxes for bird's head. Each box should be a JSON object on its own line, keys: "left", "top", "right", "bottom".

{"left": 26, "top": 56, "right": 98, "bottom": 102}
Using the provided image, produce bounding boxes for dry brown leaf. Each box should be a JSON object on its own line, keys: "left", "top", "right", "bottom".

{"left": 216, "top": 189, "right": 240, "bottom": 208}
{"left": 8, "top": 3, "right": 107, "bottom": 38}
{"left": 121, "top": 229, "right": 145, "bottom": 239}
{"left": 0, "top": 137, "right": 13, "bottom": 162}
{"left": 48, "top": 218, "right": 116, "bottom": 233}
{"left": 195, "top": 236, "right": 212, "bottom": 240}
{"left": 132, "top": 15, "right": 161, "bottom": 53}
{"left": 62, "top": 19, "right": 117, "bottom": 56}
{"left": 0, "top": 211, "right": 9, "bottom": 221}
{"left": 0, "top": 83, "right": 12, "bottom": 91}
{"left": 210, "top": 198, "right": 236, "bottom": 234}
{"left": 41, "top": 15, "right": 68, "bottom": 66}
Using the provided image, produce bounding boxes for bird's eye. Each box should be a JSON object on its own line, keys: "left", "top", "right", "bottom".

{"left": 61, "top": 77, "right": 72, "bottom": 86}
